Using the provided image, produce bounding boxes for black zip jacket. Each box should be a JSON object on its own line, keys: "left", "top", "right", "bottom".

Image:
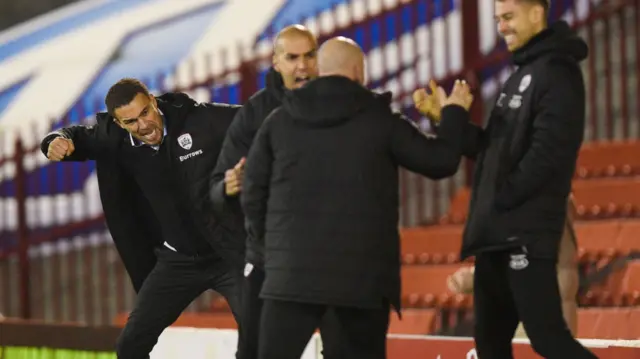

{"left": 40, "top": 93, "right": 241, "bottom": 291}
{"left": 209, "top": 68, "right": 285, "bottom": 268}
{"left": 460, "top": 20, "right": 588, "bottom": 259}
{"left": 241, "top": 75, "right": 468, "bottom": 310}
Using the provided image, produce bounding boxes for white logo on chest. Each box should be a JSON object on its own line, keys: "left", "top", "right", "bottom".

{"left": 519, "top": 74, "right": 532, "bottom": 92}
{"left": 179, "top": 149, "right": 203, "bottom": 162}
{"left": 509, "top": 254, "right": 529, "bottom": 270}
{"left": 496, "top": 93, "right": 507, "bottom": 107}
{"left": 178, "top": 133, "right": 193, "bottom": 150}
{"left": 509, "top": 95, "right": 523, "bottom": 109}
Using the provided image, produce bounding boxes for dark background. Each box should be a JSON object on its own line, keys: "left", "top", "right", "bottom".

{"left": 0, "top": 0, "right": 80, "bottom": 32}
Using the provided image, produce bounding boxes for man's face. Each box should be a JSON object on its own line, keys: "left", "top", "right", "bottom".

{"left": 273, "top": 35, "right": 318, "bottom": 89}
{"left": 495, "top": 0, "right": 544, "bottom": 52}
{"left": 114, "top": 93, "right": 164, "bottom": 145}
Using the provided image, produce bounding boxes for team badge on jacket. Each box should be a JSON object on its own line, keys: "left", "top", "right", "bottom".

{"left": 519, "top": 74, "right": 532, "bottom": 92}
{"left": 509, "top": 254, "right": 529, "bottom": 270}
{"left": 178, "top": 133, "right": 193, "bottom": 150}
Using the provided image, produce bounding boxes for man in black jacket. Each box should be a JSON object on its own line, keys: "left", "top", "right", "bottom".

{"left": 42, "top": 78, "right": 243, "bottom": 358}
{"left": 210, "top": 25, "right": 344, "bottom": 359}
{"left": 241, "top": 36, "right": 472, "bottom": 359}
{"left": 414, "top": 1, "right": 596, "bottom": 358}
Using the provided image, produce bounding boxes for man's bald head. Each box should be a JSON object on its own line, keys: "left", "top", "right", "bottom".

{"left": 273, "top": 24, "right": 316, "bottom": 54}
{"left": 272, "top": 24, "right": 318, "bottom": 89}
{"left": 318, "top": 37, "right": 366, "bottom": 85}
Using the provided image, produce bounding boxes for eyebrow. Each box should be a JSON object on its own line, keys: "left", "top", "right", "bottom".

{"left": 122, "top": 105, "right": 149, "bottom": 123}
{"left": 494, "top": 12, "right": 513, "bottom": 21}
{"left": 285, "top": 49, "right": 317, "bottom": 58}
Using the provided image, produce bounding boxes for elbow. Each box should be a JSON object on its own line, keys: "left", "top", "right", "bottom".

{"left": 209, "top": 179, "right": 227, "bottom": 215}
{"left": 432, "top": 152, "right": 462, "bottom": 179}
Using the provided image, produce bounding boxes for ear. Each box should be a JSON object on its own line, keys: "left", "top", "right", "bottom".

{"left": 530, "top": 4, "right": 544, "bottom": 25}
{"left": 150, "top": 94, "right": 158, "bottom": 110}
{"left": 112, "top": 116, "right": 124, "bottom": 129}
{"left": 272, "top": 54, "right": 281, "bottom": 72}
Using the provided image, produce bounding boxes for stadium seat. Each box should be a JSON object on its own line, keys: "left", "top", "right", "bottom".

{"left": 577, "top": 307, "right": 640, "bottom": 339}
{"left": 573, "top": 179, "right": 640, "bottom": 219}
{"left": 581, "top": 260, "right": 640, "bottom": 306}
{"left": 445, "top": 178, "right": 640, "bottom": 222}
{"left": 441, "top": 188, "right": 471, "bottom": 224}
{"left": 401, "top": 264, "right": 472, "bottom": 308}
{"left": 388, "top": 309, "right": 437, "bottom": 335}
{"left": 616, "top": 221, "right": 640, "bottom": 257}
{"left": 210, "top": 296, "right": 231, "bottom": 312}
{"left": 575, "top": 220, "right": 623, "bottom": 262}
{"left": 575, "top": 141, "right": 640, "bottom": 179}
{"left": 400, "top": 225, "right": 463, "bottom": 264}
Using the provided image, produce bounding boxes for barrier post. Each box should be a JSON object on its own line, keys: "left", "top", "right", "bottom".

{"left": 460, "top": 0, "right": 482, "bottom": 188}
{"left": 14, "top": 137, "right": 31, "bottom": 319}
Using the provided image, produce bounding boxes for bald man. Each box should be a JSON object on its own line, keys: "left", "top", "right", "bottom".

{"left": 209, "top": 25, "right": 345, "bottom": 359}
{"left": 241, "top": 36, "right": 472, "bottom": 359}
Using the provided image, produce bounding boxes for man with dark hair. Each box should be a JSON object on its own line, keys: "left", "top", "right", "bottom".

{"left": 414, "top": 0, "right": 596, "bottom": 357}
{"left": 42, "top": 78, "right": 244, "bottom": 358}
{"left": 210, "top": 25, "right": 344, "bottom": 359}
{"left": 242, "top": 36, "right": 471, "bottom": 359}
{"left": 447, "top": 195, "right": 580, "bottom": 337}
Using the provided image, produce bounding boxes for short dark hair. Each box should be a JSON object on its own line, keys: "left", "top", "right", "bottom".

{"left": 105, "top": 78, "right": 151, "bottom": 118}
{"left": 497, "top": 0, "right": 550, "bottom": 14}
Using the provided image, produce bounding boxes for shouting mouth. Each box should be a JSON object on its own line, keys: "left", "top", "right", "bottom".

{"left": 139, "top": 128, "right": 161, "bottom": 144}
{"left": 295, "top": 75, "right": 311, "bottom": 85}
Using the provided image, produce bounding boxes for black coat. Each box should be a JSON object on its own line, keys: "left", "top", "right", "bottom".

{"left": 209, "top": 68, "right": 286, "bottom": 267}
{"left": 40, "top": 93, "right": 241, "bottom": 292}
{"left": 460, "top": 21, "right": 588, "bottom": 260}
{"left": 241, "top": 76, "right": 468, "bottom": 309}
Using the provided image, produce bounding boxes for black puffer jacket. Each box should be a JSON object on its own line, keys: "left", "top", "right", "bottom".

{"left": 41, "top": 93, "right": 241, "bottom": 290}
{"left": 210, "top": 68, "right": 286, "bottom": 267}
{"left": 460, "top": 20, "right": 588, "bottom": 259}
{"left": 241, "top": 76, "right": 469, "bottom": 309}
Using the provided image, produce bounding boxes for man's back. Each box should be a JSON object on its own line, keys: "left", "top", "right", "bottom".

{"left": 242, "top": 75, "right": 468, "bottom": 310}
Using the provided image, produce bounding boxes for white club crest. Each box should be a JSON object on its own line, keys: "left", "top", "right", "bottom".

{"left": 519, "top": 74, "right": 532, "bottom": 92}
{"left": 509, "top": 254, "right": 529, "bottom": 270}
{"left": 178, "top": 133, "right": 192, "bottom": 150}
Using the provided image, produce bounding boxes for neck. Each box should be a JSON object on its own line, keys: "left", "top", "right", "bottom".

{"left": 319, "top": 71, "right": 356, "bottom": 82}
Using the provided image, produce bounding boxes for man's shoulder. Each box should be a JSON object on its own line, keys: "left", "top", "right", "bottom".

{"left": 189, "top": 101, "right": 242, "bottom": 125}
{"left": 195, "top": 101, "right": 242, "bottom": 113}
{"left": 94, "top": 112, "right": 126, "bottom": 138}
{"left": 247, "top": 88, "right": 282, "bottom": 114}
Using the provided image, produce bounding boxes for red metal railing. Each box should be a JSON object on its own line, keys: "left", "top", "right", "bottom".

{"left": 0, "top": 0, "right": 637, "bottom": 324}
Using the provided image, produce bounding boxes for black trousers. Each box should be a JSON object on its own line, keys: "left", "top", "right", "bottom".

{"left": 258, "top": 298, "right": 389, "bottom": 359}
{"left": 116, "top": 248, "right": 243, "bottom": 359}
{"left": 237, "top": 263, "right": 348, "bottom": 359}
{"left": 474, "top": 248, "right": 598, "bottom": 359}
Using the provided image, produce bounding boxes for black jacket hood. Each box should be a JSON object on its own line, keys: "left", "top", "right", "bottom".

{"left": 513, "top": 20, "right": 588, "bottom": 66}
{"left": 282, "top": 75, "right": 392, "bottom": 127}
{"left": 265, "top": 67, "right": 286, "bottom": 102}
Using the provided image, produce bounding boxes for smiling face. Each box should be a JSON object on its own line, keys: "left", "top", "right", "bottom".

{"left": 273, "top": 29, "right": 319, "bottom": 89}
{"left": 113, "top": 93, "right": 164, "bottom": 145}
{"left": 495, "top": 0, "right": 547, "bottom": 52}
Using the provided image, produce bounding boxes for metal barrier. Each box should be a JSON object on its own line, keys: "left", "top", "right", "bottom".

{"left": 0, "top": 0, "right": 638, "bottom": 325}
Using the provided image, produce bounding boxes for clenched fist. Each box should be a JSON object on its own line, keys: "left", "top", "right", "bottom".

{"left": 225, "top": 157, "right": 246, "bottom": 196}
{"left": 47, "top": 137, "right": 75, "bottom": 161}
